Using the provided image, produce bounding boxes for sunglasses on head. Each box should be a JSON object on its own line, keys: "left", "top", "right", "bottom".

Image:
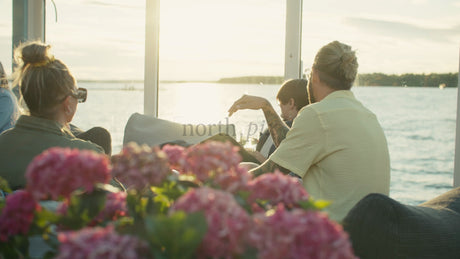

{"left": 69, "top": 88, "right": 87, "bottom": 103}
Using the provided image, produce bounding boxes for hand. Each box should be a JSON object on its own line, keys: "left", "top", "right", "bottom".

{"left": 228, "top": 95, "right": 269, "bottom": 117}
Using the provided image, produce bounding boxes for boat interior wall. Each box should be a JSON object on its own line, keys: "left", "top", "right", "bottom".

{"left": 123, "top": 113, "right": 236, "bottom": 148}
{"left": 343, "top": 187, "right": 460, "bottom": 259}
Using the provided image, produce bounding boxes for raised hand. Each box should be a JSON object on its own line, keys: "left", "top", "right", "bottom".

{"left": 228, "top": 95, "right": 269, "bottom": 117}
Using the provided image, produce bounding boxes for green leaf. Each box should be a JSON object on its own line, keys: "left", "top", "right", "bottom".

{"left": 151, "top": 194, "right": 171, "bottom": 214}
{"left": 239, "top": 246, "right": 258, "bottom": 259}
{"left": 126, "top": 191, "right": 142, "bottom": 218}
{"left": 313, "top": 199, "right": 331, "bottom": 210}
{"left": 144, "top": 211, "right": 207, "bottom": 259}
{"left": 35, "top": 209, "right": 60, "bottom": 228}
{"left": 0, "top": 239, "right": 26, "bottom": 258}
{"left": 0, "top": 176, "right": 12, "bottom": 194}
{"left": 152, "top": 179, "right": 189, "bottom": 202}
{"left": 233, "top": 191, "right": 252, "bottom": 213}
{"left": 60, "top": 189, "right": 107, "bottom": 229}
{"left": 126, "top": 191, "right": 158, "bottom": 220}
{"left": 297, "top": 198, "right": 331, "bottom": 211}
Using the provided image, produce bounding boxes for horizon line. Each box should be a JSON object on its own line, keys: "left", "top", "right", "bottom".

{"left": 76, "top": 71, "right": 459, "bottom": 83}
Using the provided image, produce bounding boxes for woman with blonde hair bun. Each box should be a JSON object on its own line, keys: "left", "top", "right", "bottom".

{"left": 0, "top": 41, "right": 110, "bottom": 190}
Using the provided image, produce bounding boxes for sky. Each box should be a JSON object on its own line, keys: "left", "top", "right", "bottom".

{"left": 0, "top": 0, "right": 459, "bottom": 81}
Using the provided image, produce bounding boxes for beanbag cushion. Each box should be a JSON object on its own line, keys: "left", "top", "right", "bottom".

{"left": 123, "top": 113, "right": 236, "bottom": 147}
{"left": 342, "top": 187, "right": 460, "bottom": 259}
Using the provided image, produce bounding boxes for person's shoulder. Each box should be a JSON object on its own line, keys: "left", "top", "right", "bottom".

{"left": 0, "top": 89, "right": 13, "bottom": 103}
{"left": 305, "top": 91, "right": 357, "bottom": 115}
{"left": 0, "top": 87, "right": 16, "bottom": 98}
{"left": 68, "top": 137, "right": 105, "bottom": 154}
{"left": 297, "top": 103, "right": 321, "bottom": 118}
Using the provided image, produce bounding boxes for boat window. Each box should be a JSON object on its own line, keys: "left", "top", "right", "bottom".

{"left": 44, "top": 0, "right": 287, "bottom": 153}
{"left": 0, "top": 1, "right": 12, "bottom": 77}
{"left": 300, "top": 0, "right": 459, "bottom": 205}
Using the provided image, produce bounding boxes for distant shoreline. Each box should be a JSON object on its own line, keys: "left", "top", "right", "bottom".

{"left": 77, "top": 72, "right": 458, "bottom": 88}
{"left": 77, "top": 79, "right": 216, "bottom": 84}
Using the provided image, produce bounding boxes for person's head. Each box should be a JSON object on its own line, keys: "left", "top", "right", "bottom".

{"left": 0, "top": 62, "right": 8, "bottom": 89}
{"left": 276, "top": 78, "right": 309, "bottom": 121}
{"left": 13, "top": 41, "right": 85, "bottom": 123}
{"left": 308, "top": 41, "right": 358, "bottom": 103}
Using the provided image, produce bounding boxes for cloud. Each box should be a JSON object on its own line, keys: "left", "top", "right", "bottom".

{"left": 345, "top": 17, "right": 460, "bottom": 43}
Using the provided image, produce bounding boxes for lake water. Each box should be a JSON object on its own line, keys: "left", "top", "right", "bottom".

{"left": 73, "top": 82, "right": 458, "bottom": 206}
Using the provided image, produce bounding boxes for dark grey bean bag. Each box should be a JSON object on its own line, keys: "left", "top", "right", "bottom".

{"left": 342, "top": 187, "right": 460, "bottom": 259}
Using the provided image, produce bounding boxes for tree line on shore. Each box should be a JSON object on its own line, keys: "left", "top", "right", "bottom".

{"left": 218, "top": 73, "right": 459, "bottom": 87}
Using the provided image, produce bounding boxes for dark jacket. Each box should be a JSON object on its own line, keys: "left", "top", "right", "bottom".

{"left": 256, "top": 120, "right": 292, "bottom": 158}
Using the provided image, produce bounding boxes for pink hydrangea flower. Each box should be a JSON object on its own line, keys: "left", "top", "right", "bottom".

{"left": 55, "top": 225, "right": 149, "bottom": 259}
{"left": 26, "top": 147, "right": 111, "bottom": 200}
{"left": 170, "top": 187, "right": 250, "bottom": 259}
{"left": 57, "top": 192, "right": 127, "bottom": 225}
{"left": 111, "top": 143, "right": 171, "bottom": 190}
{"left": 249, "top": 205, "right": 355, "bottom": 259}
{"left": 161, "top": 144, "right": 186, "bottom": 171}
{"left": 182, "top": 141, "right": 242, "bottom": 182}
{"left": 212, "top": 165, "right": 252, "bottom": 193}
{"left": 247, "top": 171, "right": 309, "bottom": 209}
{"left": 0, "top": 190, "right": 39, "bottom": 241}
{"left": 96, "top": 192, "right": 128, "bottom": 221}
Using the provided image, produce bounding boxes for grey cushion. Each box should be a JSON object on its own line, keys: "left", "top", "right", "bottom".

{"left": 342, "top": 187, "right": 460, "bottom": 259}
{"left": 123, "top": 113, "right": 236, "bottom": 147}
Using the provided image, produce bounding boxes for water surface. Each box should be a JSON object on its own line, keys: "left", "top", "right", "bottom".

{"left": 73, "top": 82, "right": 457, "bottom": 205}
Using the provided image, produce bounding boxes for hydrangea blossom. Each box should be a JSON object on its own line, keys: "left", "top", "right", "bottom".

{"left": 55, "top": 225, "right": 149, "bottom": 259}
{"left": 246, "top": 171, "right": 309, "bottom": 209}
{"left": 249, "top": 205, "right": 355, "bottom": 259}
{"left": 111, "top": 142, "right": 170, "bottom": 190}
{"left": 212, "top": 165, "right": 252, "bottom": 193}
{"left": 182, "top": 141, "right": 242, "bottom": 182}
{"left": 0, "top": 190, "right": 39, "bottom": 241}
{"left": 57, "top": 191, "right": 127, "bottom": 224}
{"left": 170, "top": 187, "right": 250, "bottom": 258}
{"left": 25, "top": 147, "right": 111, "bottom": 200}
{"left": 161, "top": 144, "right": 186, "bottom": 171}
{"left": 95, "top": 192, "right": 128, "bottom": 221}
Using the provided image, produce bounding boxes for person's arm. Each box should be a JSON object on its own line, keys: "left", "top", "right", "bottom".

{"left": 228, "top": 95, "right": 289, "bottom": 146}
{"left": 261, "top": 104, "right": 289, "bottom": 147}
{"left": 249, "top": 158, "right": 290, "bottom": 177}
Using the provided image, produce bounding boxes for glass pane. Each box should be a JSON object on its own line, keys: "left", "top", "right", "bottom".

{"left": 301, "top": 0, "right": 459, "bottom": 204}
{"left": 0, "top": 1, "right": 12, "bottom": 76}
{"left": 45, "top": 0, "right": 146, "bottom": 153}
{"left": 158, "top": 0, "right": 286, "bottom": 145}
{"left": 45, "top": 0, "right": 287, "bottom": 153}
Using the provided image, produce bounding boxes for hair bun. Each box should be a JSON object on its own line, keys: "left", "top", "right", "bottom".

{"left": 17, "top": 42, "right": 53, "bottom": 67}
{"left": 312, "top": 41, "right": 359, "bottom": 90}
{"left": 339, "top": 50, "right": 358, "bottom": 82}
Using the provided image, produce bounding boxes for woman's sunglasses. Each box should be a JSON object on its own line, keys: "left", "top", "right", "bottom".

{"left": 69, "top": 88, "right": 87, "bottom": 103}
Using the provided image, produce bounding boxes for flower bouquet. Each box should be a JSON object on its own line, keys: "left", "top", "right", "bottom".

{"left": 0, "top": 141, "right": 356, "bottom": 259}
